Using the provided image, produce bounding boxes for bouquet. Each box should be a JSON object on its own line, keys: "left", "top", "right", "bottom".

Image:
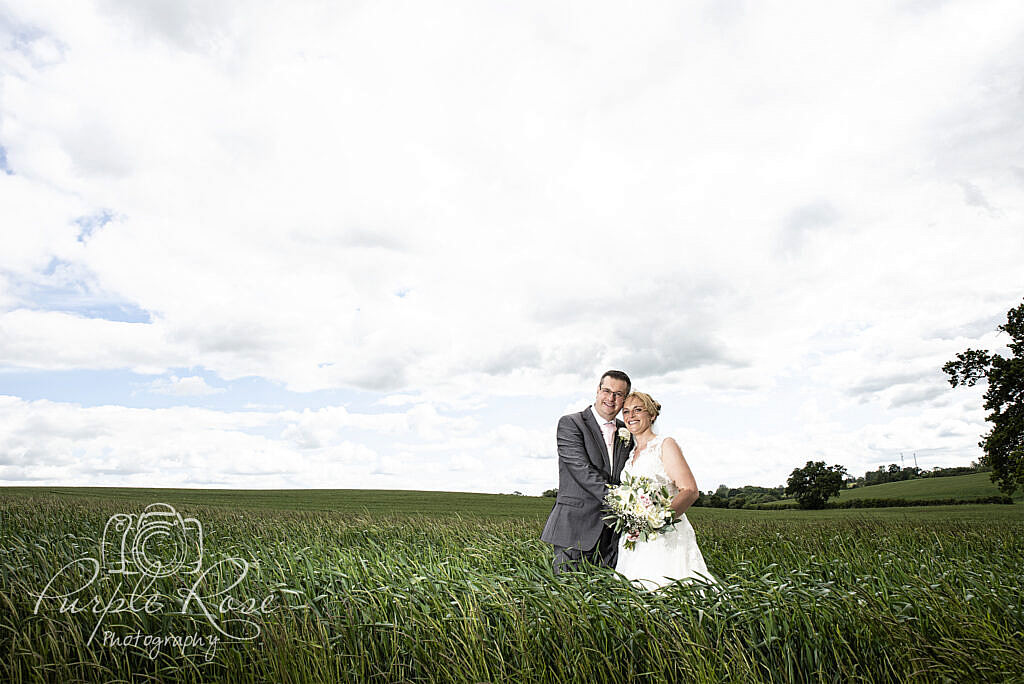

{"left": 603, "top": 472, "right": 679, "bottom": 550}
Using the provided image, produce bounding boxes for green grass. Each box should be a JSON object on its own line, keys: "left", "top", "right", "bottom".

{"left": 834, "top": 472, "right": 1023, "bottom": 502}
{"left": 1, "top": 488, "right": 1022, "bottom": 683}
{"left": 692, "top": 503, "right": 1022, "bottom": 521}
{"left": 760, "top": 472, "right": 1023, "bottom": 508}
{"left": 2, "top": 486, "right": 1018, "bottom": 526}
{"left": 0, "top": 486, "right": 555, "bottom": 517}
{"left": 6, "top": 480, "right": 1020, "bottom": 518}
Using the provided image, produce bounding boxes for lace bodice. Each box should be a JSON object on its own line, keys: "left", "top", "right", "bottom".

{"left": 622, "top": 435, "right": 677, "bottom": 496}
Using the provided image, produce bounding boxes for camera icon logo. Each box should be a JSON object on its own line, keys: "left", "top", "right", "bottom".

{"left": 101, "top": 503, "right": 204, "bottom": 578}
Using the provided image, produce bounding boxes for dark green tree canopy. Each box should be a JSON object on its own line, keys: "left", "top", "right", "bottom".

{"left": 943, "top": 298, "right": 1024, "bottom": 496}
{"left": 786, "top": 461, "right": 848, "bottom": 509}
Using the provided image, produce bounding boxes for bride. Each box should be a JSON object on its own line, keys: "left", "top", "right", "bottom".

{"left": 615, "top": 391, "right": 715, "bottom": 590}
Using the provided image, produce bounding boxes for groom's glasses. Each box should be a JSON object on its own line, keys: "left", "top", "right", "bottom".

{"left": 598, "top": 387, "right": 626, "bottom": 400}
{"left": 621, "top": 407, "right": 647, "bottom": 417}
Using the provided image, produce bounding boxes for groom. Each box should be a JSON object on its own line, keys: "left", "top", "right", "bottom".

{"left": 542, "top": 370, "right": 633, "bottom": 574}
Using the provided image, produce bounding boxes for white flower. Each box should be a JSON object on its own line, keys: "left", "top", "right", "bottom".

{"left": 617, "top": 427, "right": 631, "bottom": 444}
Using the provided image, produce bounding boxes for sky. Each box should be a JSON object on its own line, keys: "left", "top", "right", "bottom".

{"left": 1, "top": 0, "right": 1022, "bottom": 495}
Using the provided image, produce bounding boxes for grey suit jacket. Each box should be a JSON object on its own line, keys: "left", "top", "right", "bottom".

{"left": 541, "top": 406, "right": 634, "bottom": 551}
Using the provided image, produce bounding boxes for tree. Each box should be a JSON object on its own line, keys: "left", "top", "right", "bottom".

{"left": 541, "top": 488, "right": 558, "bottom": 498}
{"left": 786, "top": 461, "right": 848, "bottom": 509}
{"left": 707, "top": 492, "right": 728, "bottom": 508}
{"left": 943, "top": 299, "right": 1024, "bottom": 496}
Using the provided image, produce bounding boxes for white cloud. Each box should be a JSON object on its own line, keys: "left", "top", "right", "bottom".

{"left": 0, "top": 396, "right": 486, "bottom": 489}
{"left": 0, "top": 389, "right": 992, "bottom": 493}
{"left": 0, "top": 309, "right": 183, "bottom": 373}
{"left": 0, "top": 1, "right": 1021, "bottom": 491}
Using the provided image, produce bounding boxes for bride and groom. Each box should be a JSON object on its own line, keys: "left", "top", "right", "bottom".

{"left": 541, "top": 370, "right": 714, "bottom": 589}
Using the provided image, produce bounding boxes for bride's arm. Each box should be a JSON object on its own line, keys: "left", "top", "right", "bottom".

{"left": 660, "top": 438, "right": 699, "bottom": 516}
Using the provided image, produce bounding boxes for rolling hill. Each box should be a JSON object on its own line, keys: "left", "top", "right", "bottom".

{"left": 834, "top": 472, "right": 1022, "bottom": 502}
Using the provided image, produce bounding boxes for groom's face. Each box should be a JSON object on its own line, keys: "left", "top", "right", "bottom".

{"left": 594, "top": 377, "right": 628, "bottom": 421}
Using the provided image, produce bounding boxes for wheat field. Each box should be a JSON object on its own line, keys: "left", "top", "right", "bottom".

{"left": 2, "top": 489, "right": 1021, "bottom": 683}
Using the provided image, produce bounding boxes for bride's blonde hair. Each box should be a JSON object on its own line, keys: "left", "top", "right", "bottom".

{"left": 625, "top": 392, "right": 661, "bottom": 422}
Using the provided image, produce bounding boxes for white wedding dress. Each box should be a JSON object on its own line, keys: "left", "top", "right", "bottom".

{"left": 615, "top": 435, "right": 716, "bottom": 590}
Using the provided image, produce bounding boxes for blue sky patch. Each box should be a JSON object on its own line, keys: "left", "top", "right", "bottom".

{"left": 0, "top": 367, "right": 372, "bottom": 413}
{"left": 75, "top": 209, "right": 115, "bottom": 242}
{"left": 14, "top": 260, "right": 152, "bottom": 323}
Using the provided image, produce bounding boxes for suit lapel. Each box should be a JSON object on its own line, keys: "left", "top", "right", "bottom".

{"left": 581, "top": 407, "right": 611, "bottom": 474}
{"left": 612, "top": 419, "right": 633, "bottom": 480}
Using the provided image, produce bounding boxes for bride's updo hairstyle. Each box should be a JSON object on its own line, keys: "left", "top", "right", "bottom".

{"left": 625, "top": 392, "right": 661, "bottom": 422}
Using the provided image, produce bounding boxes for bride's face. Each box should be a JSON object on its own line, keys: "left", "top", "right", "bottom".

{"left": 622, "top": 401, "right": 652, "bottom": 435}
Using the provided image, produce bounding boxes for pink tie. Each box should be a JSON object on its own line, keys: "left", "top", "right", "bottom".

{"left": 600, "top": 421, "right": 615, "bottom": 462}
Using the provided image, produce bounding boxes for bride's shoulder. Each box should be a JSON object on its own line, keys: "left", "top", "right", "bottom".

{"left": 657, "top": 436, "right": 683, "bottom": 455}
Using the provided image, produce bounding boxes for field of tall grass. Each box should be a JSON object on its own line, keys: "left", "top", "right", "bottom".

{"left": 2, "top": 489, "right": 1022, "bottom": 683}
